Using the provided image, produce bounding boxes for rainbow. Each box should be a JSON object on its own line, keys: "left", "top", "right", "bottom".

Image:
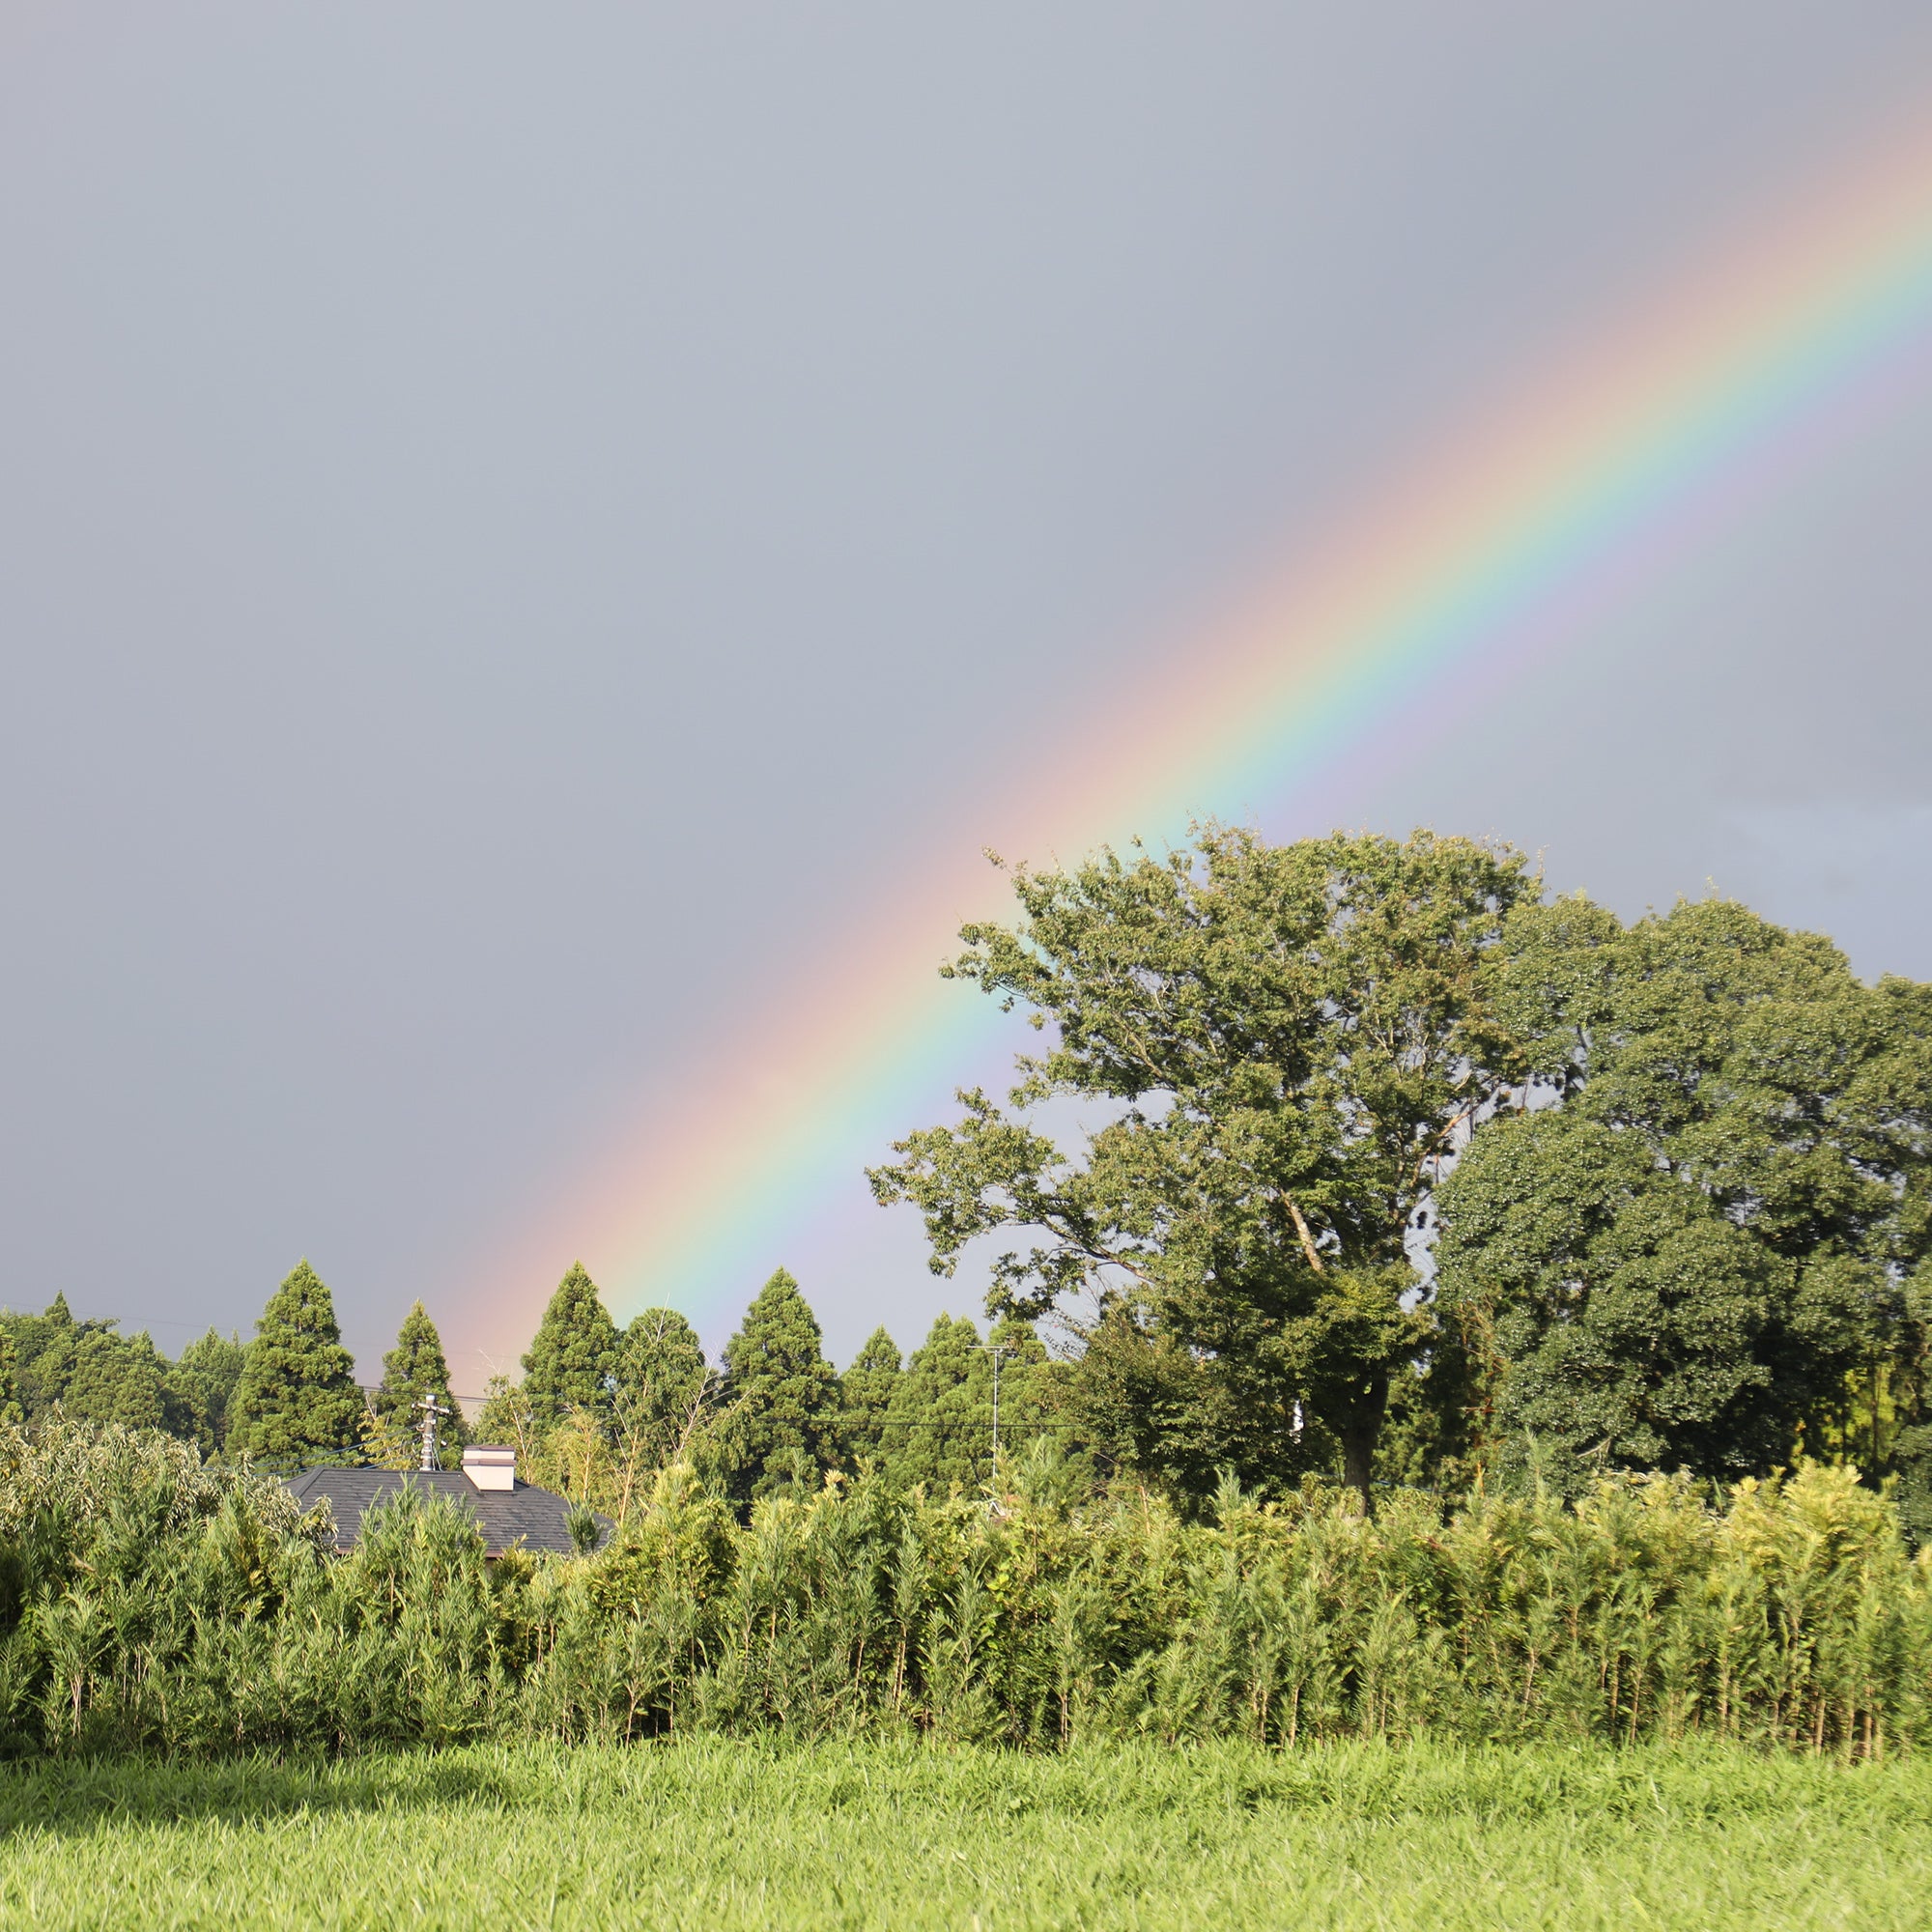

{"left": 468, "top": 120, "right": 1932, "bottom": 1355}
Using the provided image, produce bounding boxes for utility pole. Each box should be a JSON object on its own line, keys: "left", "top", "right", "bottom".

{"left": 978, "top": 1342, "right": 1013, "bottom": 1474}
{"left": 417, "top": 1391, "right": 450, "bottom": 1473}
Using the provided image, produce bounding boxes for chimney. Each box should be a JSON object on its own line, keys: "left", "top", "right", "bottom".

{"left": 463, "top": 1445, "right": 516, "bottom": 1492}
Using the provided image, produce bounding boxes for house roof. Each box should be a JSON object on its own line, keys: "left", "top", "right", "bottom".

{"left": 282, "top": 1467, "right": 601, "bottom": 1557}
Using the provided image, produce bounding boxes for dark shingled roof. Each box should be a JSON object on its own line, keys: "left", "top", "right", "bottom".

{"left": 282, "top": 1467, "right": 604, "bottom": 1557}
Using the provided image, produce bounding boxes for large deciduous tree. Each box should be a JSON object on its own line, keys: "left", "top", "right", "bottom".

{"left": 1437, "top": 895, "right": 1932, "bottom": 1492}
{"left": 226, "top": 1261, "right": 363, "bottom": 1466}
{"left": 871, "top": 825, "right": 1536, "bottom": 1509}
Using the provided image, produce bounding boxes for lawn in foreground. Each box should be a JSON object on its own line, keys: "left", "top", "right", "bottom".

{"left": 0, "top": 1738, "right": 1925, "bottom": 1931}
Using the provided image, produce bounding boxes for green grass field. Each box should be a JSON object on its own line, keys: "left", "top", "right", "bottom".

{"left": 0, "top": 1740, "right": 1925, "bottom": 1931}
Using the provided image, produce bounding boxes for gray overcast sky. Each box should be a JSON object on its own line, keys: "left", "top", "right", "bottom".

{"left": 5, "top": 4, "right": 1932, "bottom": 1381}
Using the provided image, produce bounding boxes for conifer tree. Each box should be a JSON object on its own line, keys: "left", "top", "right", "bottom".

{"left": 375, "top": 1300, "right": 467, "bottom": 1463}
{"left": 226, "top": 1261, "right": 363, "bottom": 1466}
{"left": 839, "top": 1325, "right": 902, "bottom": 1467}
{"left": 0, "top": 1331, "right": 21, "bottom": 1429}
{"left": 614, "top": 1308, "right": 709, "bottom": 1463}
{"left": 984, "top": 1316, "right": 1063, "bottom": 1463}
{"left": 718, "top": 1268, "right": 840, "bottom": 1504}
{"left": 174, "top": 1329, "right": 248, "bottom": 1453}
{"left": 880, "top": 1314, "right": 989, "bottom": 1492}
{"left": 521, "top": 1263, "right": 620, "bottom": 1427}
{"left": 62, "top": 1328, "right": 168, "bottom": 1432}
{"left": 13, "top": 1293, "right": 85, "bottom": 1418}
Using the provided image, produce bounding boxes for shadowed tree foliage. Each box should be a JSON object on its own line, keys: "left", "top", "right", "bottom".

{"left": 374, "top": 1300, "right": 468, "bottom": 1464}
{"left": 0, "top": 1331, "right": 23, "bottom": 1429}
{"left": 60, "top": 1328, "right": 183, "bottom": 1435}
{"left": 838, "top": 1325, "right": 902, "bottom": 1466}
{"left": 879, "top": 1314, "right": 989, "bottom": 1492}
{"left": 872, "top": 825, "right": 1539, "bottom": 1510}
{"left": 1437, "top": 895, "right": 1932, "bottom": 1494}
{"left": 174, "top": 1328, "right": 247, "bottom": 1454}
{"left": 1063, "top": 1296, "right": 1266, "bottom": 1498}
{"left": 982, "top": 1315, "right": 1066, "bottom": 1463}
{"left": 226, "top": 1261, "right": 363, "bottom": 1467}
{"left": 718, "top": 1268, "right": 840, "bottom": 1505}
{"left": 521, "top": 1263, "right": 620, "bottom": 1428}
{"left": 3, "top": 1293, "right": 97, "bottom": 1418}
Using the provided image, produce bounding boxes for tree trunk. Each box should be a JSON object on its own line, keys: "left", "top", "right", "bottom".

{"left": 1338, "top": 1374, "right": 1389, "bottom": 1518}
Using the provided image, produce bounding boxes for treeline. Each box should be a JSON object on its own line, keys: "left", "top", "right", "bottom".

{"left": 872, "top": 827, "right": 1932, "bottom": 1530}
{"left": 1, "top": 1417, "right": 1926, "bottom": 1760}
{"left": 0, "top": 1261, "right": 1068, "bottom": 1513}
{"left": 3, "top": 821, "right": 1932, "bottom": 1763}
{"left": 473, "top": 1264, "right": 1067, "bottom": 1515}
{"left": 0, "top": 1266, "right": 469, "bottom": 1474}
{"left": 9, "top": 823, "right": 1932, "bottom": 1530}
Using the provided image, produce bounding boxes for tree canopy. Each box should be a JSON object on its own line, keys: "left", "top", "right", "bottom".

{"left": 614, "top": 1307, "right": 710, "bottom": 1468}
{"left": 174, "top": 1329, "right": 247, "bottom": 1454}
{"left": 879, "top": 1314, "right": 988, "bottom": 1492}
{"left": 521, "top": 1263, "right": 620, "bottom": 1427}
{"left": 1437, "top": 895, "right": 1932, "bottom": 1492}
{"left": 718, "top": 1268, "right": 840, "bottom": 1502}
{"left": 374, "top": 1300, "right": 467, "bottom": 1465}
{"left": 871, "top": 825, "right": 1538, "bottom": 1506}
{"left": 839, "top": 1325, "right": 902, "bottom": 1466}
{"left": 226, "top": 1261, "right": 363, "bottom": 1467}
{"left": 6, "top": 824, "right": 1927, "bottom": 1534}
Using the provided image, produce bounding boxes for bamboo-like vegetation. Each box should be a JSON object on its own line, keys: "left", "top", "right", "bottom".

{"left": 1, "top": 1418, "right": 1927, "bottom": 1759}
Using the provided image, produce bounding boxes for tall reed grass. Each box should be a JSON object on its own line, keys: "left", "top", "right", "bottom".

{"left": 0, "top": 1421, "right": 1925, "bottom": 1758}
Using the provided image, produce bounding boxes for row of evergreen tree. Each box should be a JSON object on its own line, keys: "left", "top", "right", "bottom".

{"left": 0, "top": 1265, "right": 460, "bottom": 1468}
{"left": 473, "top": 1262, "right": 1062, "bottom": 1510}
{"left": 0, "top": 1260, "right": 1058, "bottom": 1507}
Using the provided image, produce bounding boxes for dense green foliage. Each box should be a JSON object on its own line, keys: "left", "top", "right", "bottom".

{"left": 877, "top": 1312, "right": 988, "bottom": 1492}
{"left": 718, "top": 1268, "right": 841, "bottom": 1504}
{"left": 225, "top": 1262, "right": 362, "bottom": 1467}
{"left": 520, "top": 1263, "right": 621, "bottom": 1428}
{"left": 0, "top": 818, "right": 1926, "bottom": 1866}
{"left": 491, "top": 1288, "right": 1067, "bottom": 1516}
{"left": 873, "top": 1314, "right": 1063, "bottom": 1493}
{"left": 871, "top": 828, "right": 1545, "bottom": 1506}
{"left": 373, "top": 1301, "right": 467, "bottom": 1465}
{"left": 838, "top": 1324, "right": 901, "bottom": 1464}
{"left": 2, "top": 1415, "right": 1926, "bottom": 1762}
{"left": 173, "top": 1328, "right": 247, "bottom": 1452}
{"left": 0, "top": 1293, "right": 205, "bottom": 1445}
{"left": 612, "top": 1308, "right": 709, "bottom": 1474}
{"left": 8, "top": 828, "right": 1927, "bottom": 1525}
{"left": 1439, "top": 895, "right": 1932, "bottom": 1496}
{"left": 873, "top": 825, "right": 1932, "bottom": 1515}
{"left": 2, "top": 1739, "right": 1927, "bottom": 1931}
